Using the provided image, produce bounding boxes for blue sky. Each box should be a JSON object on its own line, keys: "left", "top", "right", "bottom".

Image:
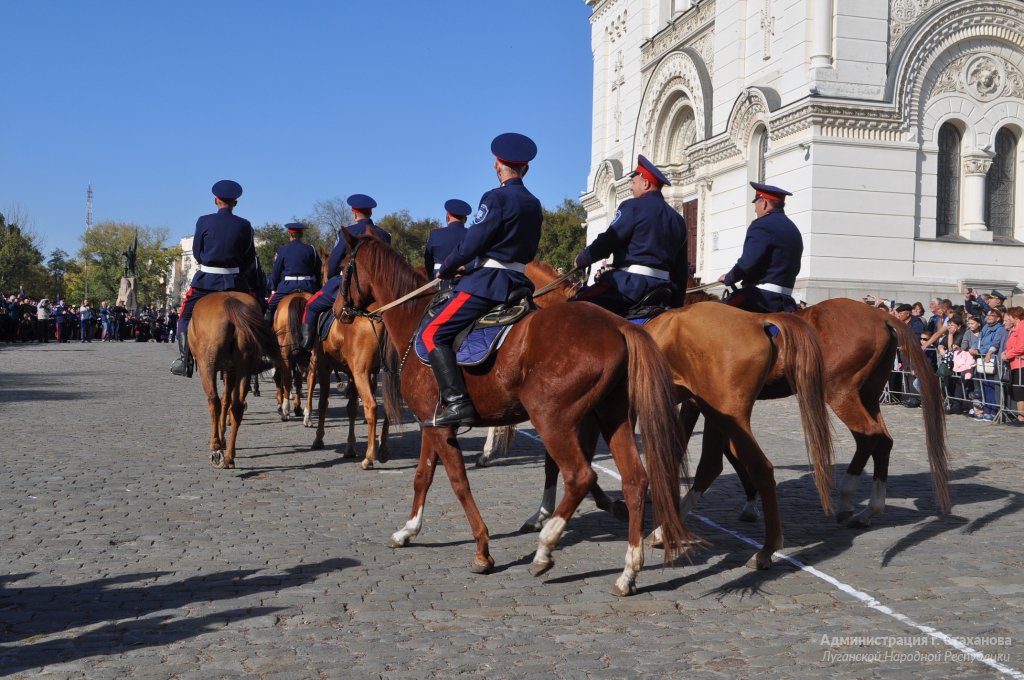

{"left": 0, "top": 1, "right": 594, "bottom": 256}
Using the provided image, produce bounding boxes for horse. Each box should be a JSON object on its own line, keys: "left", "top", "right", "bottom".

{"left": 189, "top": 292, "right": 281, "bottom": 469}
{"left": 337, "top": 232, "right": 694, "bottom": 596}
{"left": 305, "top": 247, "right": 391, "bottom": 469}
{"left": 482, "top": 265, "right": 833, "bottom": 569}
{"left": 755, "top": 299, "right": 951, "bottom": 526}
{"left": 272, "top": 291, "right": 312, "bottom": 421}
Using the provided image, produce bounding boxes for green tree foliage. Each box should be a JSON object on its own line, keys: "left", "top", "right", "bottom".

{"left": 537, "top": 198, "right": 587, "bottom": 275}
{"left": 68, "top": 222, "right": 180, "bottom": 308}
{"left": 0, "top": 212, "right": 50, "bottom": 297}
{"left": 256, "top": 221, "right": 333, "bottom": 273}
{"left": 377, "top": 210, "right": 441, "bottom": 267}
{"left": 47, "top": 249, "right": 71, "bottom": 300}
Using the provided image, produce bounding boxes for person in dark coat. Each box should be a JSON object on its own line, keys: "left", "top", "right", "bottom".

{"left": 572, "top": 155, "right": 688, "bottom": 314}
{"left": 719, "top": 182, "right": 803, "bottom": 313}
{"left": 264, "top": 223, "right": 322, "bottom": 323}
{"left": 417, "top": 132, "right": 542, "bottom": 427}
{"left": 299, "top": 194, "right": 391, "bottom": 350}
{"left": 424, "top": 199, "right": 471, "bottom": 290}
{"left": 170, "top": 180, "right": 264, "bottom": 376}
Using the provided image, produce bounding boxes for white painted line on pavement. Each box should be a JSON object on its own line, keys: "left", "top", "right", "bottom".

{"left": 514, "top": 428, "right": 1024, "bottom": 679}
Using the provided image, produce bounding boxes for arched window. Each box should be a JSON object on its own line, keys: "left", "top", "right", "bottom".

{"left": 985, "top": 128, "right": 1017, "bottom": 240}
{"left": 758, "top": 131, "right": 768, "bottom": 183}
{"left": 936, "top": 123, "right": 962, "bottom": 237}
{"left": 747, "top": 125, "right": 768, "bottom": 222}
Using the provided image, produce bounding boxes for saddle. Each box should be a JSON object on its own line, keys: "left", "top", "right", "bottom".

{"left": 624, "top": 284, "right": 677, "bottom": 322}
{"left": 415, "top": 287, "right": 537, "bottom": 366}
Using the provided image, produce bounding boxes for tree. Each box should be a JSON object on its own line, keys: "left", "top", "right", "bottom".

{"left": 254, "top": 221, "right": 332, "bottom": 274}
{"left": 537, "top": 198, "right": 587, "bottom": 275}
{"left": 377, "top": 210, "right": 441, "bottom": 266}
{"left": 71, "top": 222, "right": 180, "bottom": 308}
{"left": 0, "top": 211, "right": 50, "bottom": 297}
{"left": 47, "top": 249, "right": 71, "bottom": 299}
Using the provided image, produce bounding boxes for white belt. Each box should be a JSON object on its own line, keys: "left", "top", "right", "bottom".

{"left": 479, "top": 258, "right": 526, "bottom": 273}
{"left": 284, "top": 275, "right": 313, "bottom": 281}
{"left": 433, "top": 264, "right": 442, "bottom": 271}
{"left": 621, "top": 264, "right": 669, "bottom": 281}
{"left": 756, "top": 283, "right": 794, "bottom": 296}
{"left": 199, "top": 265, "right": 240, "bottom": 274}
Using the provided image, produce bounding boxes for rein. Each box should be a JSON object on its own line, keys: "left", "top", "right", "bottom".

{"left": 686, "top": 281, "right": 725, "bottom": 294}
{"left": 533, "top": 266, "right": 580, "bottom": 299}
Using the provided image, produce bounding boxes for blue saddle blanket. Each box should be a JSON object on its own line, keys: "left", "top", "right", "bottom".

{"left": 629, "top": 317, "right": 653, "bottom": 325}
{"left": 414, "top": 325, "right": 513, "bottom": 366}
{"left": 319, "top": 310, "right": 336, "bottom": 340}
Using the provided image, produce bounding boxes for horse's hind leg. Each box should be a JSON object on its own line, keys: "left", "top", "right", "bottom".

{"left": 311, "top": 360, "right": 330, "bottom": 449}
{"left": 344, "top": 379, "right": 358, "bottom": 458}
{"left": 521, "top": 453, "right": 560, "bottom": 533}
{"left": 292, "top": 363, "right": 304, "bottom": 417}
{"left": 221, "top": 372, "right": 245, "bottom": 469}
{"left": 389, "top": 430, "right": 440, "bottom": 548}
{"left": 352, "top": 368, "right": 380, "bottom": 470}
{"left": 833, "top": 393, "right": 892, "bottom": 527}
{"left": 724, "top": 420, "right": 782, "bottom": 569}
{"left": 377, "top": 412, "right": 390, "bottom": 464}
{"left": 581, "top": 416, "right": 628, "bottom": 522}
{"left": 201, "top": 362, "right": 224, "bottom": 464}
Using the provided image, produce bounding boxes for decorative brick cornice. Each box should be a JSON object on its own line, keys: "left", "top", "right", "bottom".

{"left": 641, "top": 1, "right": 716, "bottom": 67}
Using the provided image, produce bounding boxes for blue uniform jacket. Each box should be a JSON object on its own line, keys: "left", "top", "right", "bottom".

{"left": 189, "top": 208, "right": 260, "bottom": 291}
{"left": 723, "top": 209, "right": 803, "bottom": 290}
{"left": 576, "top": 191, "right": 688, "bottom": 301}
{"left": 440, "top": 178, "right": 542, "bottom": 301}
{"left": 326, "top": 219, "right": 392, "bottom": 278}
{"left": 424, "top": 221, "right": 468, "bottom": 277}
{"left": 271, "top": 240, "right": 322, "bottom": 294}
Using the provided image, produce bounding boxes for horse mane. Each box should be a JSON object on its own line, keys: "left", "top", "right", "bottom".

{"left": 358, "top": 237, "right": 427, "bottom": 297}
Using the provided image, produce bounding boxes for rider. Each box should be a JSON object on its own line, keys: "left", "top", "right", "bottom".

{"left": 418, "top": 132, "right": 542, "bottom": 427}
{"left": 718, "top": 181, "right": 803, "bottom": 313}
{"left": 264, "top": 223, "right": 322, "bottom": 324}
{"left": 424, "top": 199, "right": 471, "bottom": 288}
{"left": 299, "top": 194, "right": 391, "bottom": 351}
{"left": 572, "top": 154, "right": 688, "bottom": 315}
{"left": 170, "top": 179, "right": 264, "bottom": 376}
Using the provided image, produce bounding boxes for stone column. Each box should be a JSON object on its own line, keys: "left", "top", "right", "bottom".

{"left": 960, "top": 153, "right": 994, "bottom": 242}
{"left": 809, "top": 0, "right": 833, "bottom": 69}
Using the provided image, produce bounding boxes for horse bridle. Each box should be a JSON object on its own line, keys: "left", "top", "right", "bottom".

{"left": 339, "top": 239, "right": 382, "bottom": 324}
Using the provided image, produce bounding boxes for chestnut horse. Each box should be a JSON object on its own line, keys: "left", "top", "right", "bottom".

{"left": 305, "top": 247, "right": 391, "bottom": 469}
{"left": 337, "top": 234, "right": 693, "bottom": 595}
{"left": 272, "top": 291, "right": 312, "bottom": 421}
{"left": 488, "top": 266, "right": 834, "bottom": 569}
{"left": 189, "top": 292, "right": 281, "bottom": 469}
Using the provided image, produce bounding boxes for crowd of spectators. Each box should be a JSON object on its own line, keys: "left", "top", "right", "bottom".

{"left": 0, "top": 294, "right": 178, "bottom": 344}
{"left": 872, "top": 289, "right": 1024, "bottom": 426}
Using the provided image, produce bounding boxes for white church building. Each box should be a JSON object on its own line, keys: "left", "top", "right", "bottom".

{"left": 581, "top": 0, "right": 1024, "bottom": 304}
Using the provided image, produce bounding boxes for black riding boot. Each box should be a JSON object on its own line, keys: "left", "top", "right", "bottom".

{"left": 299, "top": 319, "right": 317, "bottom": 351}
{"left": 263, "top": 308, "right": 275, "bottom": 325}
{"left": 427, "top": 347, "right": 478, "bottom": 427}
{"left": 169, "top": 333, "right": 192, "bottom": 377}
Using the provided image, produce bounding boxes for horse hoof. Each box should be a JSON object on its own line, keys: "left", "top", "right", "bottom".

{"left": 519, "top": 520, "right": 543, "bottom": 534}
{"left": 377, "top": 445, "right": 389, "bottom": 464}
{"left": 610, "top": 582, "right": 637, "bottom": 597}
{"left": 836, "top": 510, "right": 853, "bottom": 524}
{"left": 738, "top": 509, "right": 759, "bottom": 522}
{"left": 611, "top": 500, "right": 629, "bottom": 523}
{"left": 360, "top": 459, "right": 373, "bottom": 471}
{"left": 475, "top": 454, "right": 490, "bottom": 468}
{"left": 344, "top": 447, "right": 358, "bottom": 459}
{"left": 644, "top": 529, "right": 664, "bottom": 549}
{"left": 293, "top": 406, "right": 303, "bottom": 417}
{"left": 280, "top": 414, "right": 289, "bottom": 422}
{"left": 529, "top": 560, "right": 553, "bottom": 577}
{"left": 303, "top": 418, "right": 313, "bottom": 428}
{"left": 211, "top": 451, "right": 226, "bottom": 469}
{"left": 469, "top": 559, "right": 493, "bottom": 574}
{"left": 311, "top": 439, "right": 324, "bottom": 451}
{"left": 388, "top": 535, "right": 408, "bottom": 548}
{"left": 746, "top": 553, "right": 772, "bottom": 570}
{"left": 847, "top": 515, "right": 872, "bottom": 530}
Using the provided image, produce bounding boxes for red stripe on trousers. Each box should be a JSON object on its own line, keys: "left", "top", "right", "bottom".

{"left": 179, "top": 287, "right": 195, "bottom": 317}
{"left": 422, "top": 292, "right": 471, "bottom": 353}
{"left": 302, "top": 289, "right": 325, "bottom": 323}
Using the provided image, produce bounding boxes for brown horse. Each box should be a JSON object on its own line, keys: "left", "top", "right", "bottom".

{"left": 755, "top": 299, "right": 951, "bottom": 525}
{"left": 189, "top": 292, "right": 281, "bottom": 469}
{"left": 490, "top": 266, "right": 833, "bottom": 569}
{"left": 272, "top": 291, "right": 312, "bottom": 421}
{"left": 304, "top": 247, "right": 391, "bottom": 469}
{"left": 337, "top": 233, "right": 693, "bottom": 595}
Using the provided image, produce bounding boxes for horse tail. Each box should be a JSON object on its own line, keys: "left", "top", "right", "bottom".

{"left": 493, "top": 425, "right": 517, "bottom": 455}
{"left": 381, "top": 333, "right": 405, "bottom": 427}
{"left": 225, "top": 296, "right": 280, "bottom": 372}
{"left": 620, "top": 323, "right": 696, "bottom": 562}
{"left": 888, "top": 319, "right": 951, "bottom": 513}
{"left": 286, "top": 295, "right": 307, "bottom": 361}
{"left": 766, "top": 314, "right": 835, "bottom": 515}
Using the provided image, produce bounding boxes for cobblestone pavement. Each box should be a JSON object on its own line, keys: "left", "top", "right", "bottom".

{"left": 1, "top": 340, "right": 1022, "bottom": 679}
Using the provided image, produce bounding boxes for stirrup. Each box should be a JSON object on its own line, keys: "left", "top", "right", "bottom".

{"left": 430, "top": 399, "right": 478, "bottom": 428}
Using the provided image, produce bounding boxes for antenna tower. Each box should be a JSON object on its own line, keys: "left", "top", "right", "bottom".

{"left": 86, "top": 183, "right": 93, "bottom": 229}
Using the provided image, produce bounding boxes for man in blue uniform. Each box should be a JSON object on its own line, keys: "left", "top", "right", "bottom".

{"left": 264, "top": 223, "right": 322, "bottom": 323}
{"left": 572, "top": 155, "right": 688, "bottom": 315}
{"left": 718, "top": 182, "right": 803, "bottom": 313}
{"left": 299, "top": 194, "right": 391, "bottom": 350}
{"left": 418, "top": 133, "right": 542, "bottom": 427}
{"left": 170, "top": 179, "right": 264, "bottom": 376}
{"left": 424, "top": 199, "right": 471, "bottom": 287}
